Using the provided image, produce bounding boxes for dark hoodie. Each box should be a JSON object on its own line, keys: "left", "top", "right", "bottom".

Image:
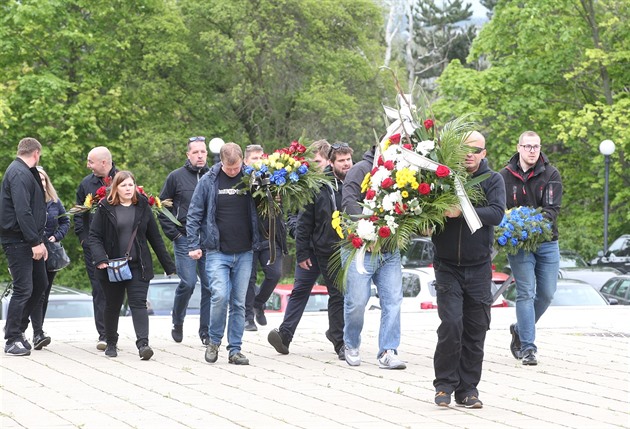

{"left": 432, "top": 158, "right": 506, "bottom": 266}
{"left": 158, "top": 159, "right": 209, "bottom": 241}
{"left": 342, "top": 148, "right": 374, "bottom": 216}
{"left": 499, "top": 152, "right": 562, "bottom": 241}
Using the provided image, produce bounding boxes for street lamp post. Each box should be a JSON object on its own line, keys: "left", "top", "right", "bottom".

{"left": 208, "top": 138, "right": 225, "bottom": 165}
{"left": 599, "top": 139, "right": 616, "bottom": 254}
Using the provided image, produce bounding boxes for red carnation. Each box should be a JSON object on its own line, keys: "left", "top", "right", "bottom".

{"left": 424, "top": 119, "right": 434, "bottom": 130}
{"left": 418, "top": 183, "right": 431, "bottom": 195}
{"left": 369, "top": 215, "right": 380, "bottom": 222}
{"left": 95, "top": 186, "right": 107, "bottom": 200}
{"left": 296, "top": 144, "right": 306, "bottom": 153}
{"left": 394, "top": 202, "right": 406, "bottom": 214}
{"left": 137, "top": 186, "right": 146, "bottom": 196}
{"left": 148, "top": 196, "right": 156, "bottom": 206}
{"left": 381, "top": 177, "right": 395, "bottom": 189}
{"left": 104, "top": 176, "right": 112, "bottom": 186}
{"left": 371, "top": 167, "right": 379, "bottom": 176}
{"left": 365, "top": 189, "right": 376, "bottom": 200}
{"left": 402, "top": 143, "right": 412, "bottom": 150}
{"left": 378, "top": 226, "right": 391, "bottom": 238}
{"left": 377, "top": 156, "right": 384, "bottom": 166}
{"left": 351, "top": 236, "right": 364, "bottom": 249}
{"left": 389, "top": 133, "right": 401, "bottom": 144}
{"left": 436, "top": 165, "right": 450, "bottom": 178}
{"left": 383, "top": 160, "right": 395, "bottom": 171}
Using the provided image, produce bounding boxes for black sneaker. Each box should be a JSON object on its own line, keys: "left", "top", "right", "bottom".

{"left": 268, "top": 329, "right": 290, "bottom": 355}
{"left": 33, "top": 333, "right": 51, "bottom": 350}
{"left": 509, "top": 324, "right": 522, "bottom": 359}
{"left": 434, "top": 391, "right": 451, "bottom": 407}
{"left": 228, "top": 352, "right": 250, "bottom": 365}
{"left": 105, "top": 343, "right": 118, "bottom": 357}
{"left": 456, "top": 395, "right": 483, "bottom": 409}
{"left": 254, "top": 307, "right": 267, "bottom": 326}
{"left": 4, "top": 340, "right": 31, "bottom": 356}
{"left": 139, "top": 345, "right": 154, "bottom": 360}
{"left": 200, "top": 334, "right": 210, "bottom": 346}
{"left": 171, "top": 324, "right": 183, "bottom": 343}
{"left": 522, "top": 349, "right": 538, "bottom": 366}
{"left": 21, "top": 333, "right": 32, "bottom": 351}
{"left": 325, "top": 330, "right": 345, "bottom": 360}
{"left": 244, "top": 320, "right": 258, "bottom": 331}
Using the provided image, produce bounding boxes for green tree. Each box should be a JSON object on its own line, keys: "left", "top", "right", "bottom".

{"left": 434, "top": 0, "right": 630, "bottom": 258}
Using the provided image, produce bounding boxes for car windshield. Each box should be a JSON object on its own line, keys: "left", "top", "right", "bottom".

{"left": 551, "top": 284, "right": 607, "bottom": 306}
{"left": 148, "top": 281, "right": 201, "bottom": 312}
{"left": 46, "top": 300, "right": 94, "bottom": 318}
{"left": 304, "top": 294, "right": 329, "bottom": 312}
{"left": 608, "top": 236, "right": 630, "bottom": 256}
{"left": 559, "top": 253, "right": 588, "bottom": 268}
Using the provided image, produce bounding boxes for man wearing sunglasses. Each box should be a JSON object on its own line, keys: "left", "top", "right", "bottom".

{"left": 500, "top": 131, "right": 562, "bottom": 366}
{"left": 431, "top": 131, "right": 506, "bottom": 408}
{"left": 158, "top": 136, "right": 211, "bottom": 345}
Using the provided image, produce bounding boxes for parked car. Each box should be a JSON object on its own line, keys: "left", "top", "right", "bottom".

{"left": 1, "top": 284, "right": 94, "bottom": 320}
{"left": 598, "top": 275, "right": 630, "bottom": 305}
{"left": 144, "top": 275, "right": 201, "bottom": 316}
{"left": 591, "top": 234, "right": 630, "bottom": 273}
{"left": 503, "top": 279, "right": 617, "bottom": 306}
{"left": 265, "top": 283, "right": 330, "bottom": 313}
{"left": 368, "top": 267, "right": 508, "bottom": 312}
{"left": 558, "top": 266, "right": 623, "bottom": 291}
{"left": 400, "top": 236, "right": 434, "bottom": 268}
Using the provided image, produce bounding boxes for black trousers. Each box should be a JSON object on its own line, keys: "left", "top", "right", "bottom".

{"left": 3, "top": 242, "right": 48, "bottom": 344}
{"left": 96, "top": 264, "right": 149, "bottom": 348}
{"left": 23, "top": 270, "right": 57, "bottom": 336}
{"left": 82, "top": 242, "right": 106, "bottom": 341}
{"left": 245, "top": 247, "right": 283, "bottom": 321}
{"left": 279, "top": 250, "right": 344, "bottom": 352}
{"left": 432, "top": 258, "right": 493, "bottom": 401}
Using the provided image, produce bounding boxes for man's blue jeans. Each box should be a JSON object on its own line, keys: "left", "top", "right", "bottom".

{"left": 343, "top": 249, "right": 403, "bottom": 358}
{"left": 171, "top": 235, "right": 210, "bottom": 337}
{"left": 508, "top": 240, "right": 560, "bottom": 353}
{"left": 205, "top": 250, "right": 253, "bottom": 355}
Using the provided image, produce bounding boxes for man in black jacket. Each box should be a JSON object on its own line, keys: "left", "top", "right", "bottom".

{"left": 1, "top": 138, "right": 47, "bottom": 356}
{"left": 159, "top": 137, "right": 211, "bottom": 345}
{"left": 499, "top": 131, "right": 562, "bottom": 366}
{"left": 75, "top": 146, "right": 118, "bottom": 351}
{"left": 243, "top": 145, "right": 288, "bottom": 332}
{"left": 268, "top": 142, "right": 353, "bottom": 359}
{"left": 432, "top": 131, "right": 506, "bottom": 408}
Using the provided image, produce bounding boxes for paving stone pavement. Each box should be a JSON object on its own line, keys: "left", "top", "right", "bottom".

{"left": 1, "top": 305, "right": 629, "bottom": 429}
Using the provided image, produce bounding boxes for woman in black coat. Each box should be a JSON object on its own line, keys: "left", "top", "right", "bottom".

{"left": 88, "top": 171, "right": 175, "bottom": 360}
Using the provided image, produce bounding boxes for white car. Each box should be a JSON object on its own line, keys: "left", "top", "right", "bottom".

{"left": 367, "top": 267, "right": 438, "bottom": 312}
{"left": 1, "top": 284, "right": 94, "bottom": 319}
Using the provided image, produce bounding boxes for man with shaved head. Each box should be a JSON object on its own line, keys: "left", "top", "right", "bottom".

{"left": 75, "top": 146, "right": 118, "bottom": 351}
{"left": 430, "top": 131, "right": 506, "bottom": 409}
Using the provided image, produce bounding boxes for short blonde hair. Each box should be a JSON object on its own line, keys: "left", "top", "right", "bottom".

{"left": 220, "top": 143, "right": 244, "bottom": 165}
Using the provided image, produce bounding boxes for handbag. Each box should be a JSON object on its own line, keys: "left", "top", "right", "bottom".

{"left": 45, "top": 241, "right": 71, "bottom": 272}
{"left": 106, "top": 226, "right": 138, "bottom": 283}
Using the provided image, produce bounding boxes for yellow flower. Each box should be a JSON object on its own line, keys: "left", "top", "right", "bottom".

{"left": 335, "top": 226, "right": 344, "bottom": 238}
{"left": 285, "top": 165, "right": 292, "bottom": 172}
{"left": 275, "top": 162, "right": 284, "bottom": 170}
{"left": 84, "top": 194, "right": 93, "bottom": 208}
{"left": 155, "top": 197, "right": 163, "bottom": 209}
{"left": 361, "top": 172, "right": 371, "bottom": 193}
{"left": 401, "top": 190, "right": 409, "bottom": 198}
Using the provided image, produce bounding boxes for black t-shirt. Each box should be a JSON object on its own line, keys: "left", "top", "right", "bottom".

{"left": 216, "top": 170, "right": 252, "bottom": 253}
{"left": 115, "top": 204, "right": 137, "bottom": 260}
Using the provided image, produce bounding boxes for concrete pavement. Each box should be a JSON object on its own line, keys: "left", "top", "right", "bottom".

{"left": 1, "top": 305, "right": 629, "bottom": 429}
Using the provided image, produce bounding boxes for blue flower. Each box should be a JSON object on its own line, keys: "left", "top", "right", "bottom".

{"left": 289, "top": 172, "right": 299, "bottom": 183}
{"left": 510, "top": 238, "right": 519, "bottom": 246}
{"left": 297, "top": 164, "right": 308, "bottom": 175}
{"left": 521, "top": 231, "right": 528, "bottom": 240}
{"left": 243, "top": 166, "right": 254, "bottom": 175}
{"left": 498, "top": 236, "right": 507, "bottom": 246}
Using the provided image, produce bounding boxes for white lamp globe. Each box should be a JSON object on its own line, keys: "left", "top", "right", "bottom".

{"left": 208, "top": 137, "right": 225, "bottom": 155}
{"left": 599, "top": 139, "right": 616, "bottom": 156}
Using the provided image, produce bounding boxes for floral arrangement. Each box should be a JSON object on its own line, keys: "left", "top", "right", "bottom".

{"left": 242, "top": 140, "right": 331, "bottom": 217}
{"left": 66, "top": 179, "right": 180, "bottom": 226}
{"left": 495, "top": 206, "right": 552, "bottom": 255}
{"left": 332, "top": 117, "right": 482, "bottom": 255}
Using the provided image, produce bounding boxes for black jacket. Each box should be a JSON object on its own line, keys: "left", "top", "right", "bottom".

{"left": 74, "top": 165, "right": 118, "bottom": 244}
{"left": 432, "top": 159, "right": 506, "bottom": 266}
{"left": 342, "top": 148, "right": 374, "bottom": 216}
{"left": 88, "top": 195, "right": 176, "bottom": 281}
{"left": 296, "top": 167, "right": 342, "bottom": 261}
{"left": 158, "top": 159, "right": 209, "bottom": 241}
{"left": 44, "top": 199, "right": 70, "bottom": 242}
{"left": 499, "top": 152, "right": 562, "bottom": 240}
{"left": 0, "top": 158, "right": 47, "bottom": 246}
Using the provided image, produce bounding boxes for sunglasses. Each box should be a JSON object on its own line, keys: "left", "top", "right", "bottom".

{"left": 188, "top": 136, "right": 206, "bottom": 142}
{"left": 467, "top": 146, "right": 485, "bottom": 154}
{"left": 328, "top": 142, "right": 350, "bottom": 159}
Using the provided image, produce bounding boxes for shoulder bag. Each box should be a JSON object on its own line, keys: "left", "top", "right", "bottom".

{"left": 107, "top": 226, "right": 138, "bottom": 283}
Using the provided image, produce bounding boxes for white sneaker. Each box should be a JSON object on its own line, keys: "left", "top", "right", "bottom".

{"left": 344, "top": 346, "right": 361, "bottom": 366}
{"left": 378, "top": 350, "right": 406, "bottom": 370}
{"left": 96, "top": 340, "right": 107, "bottom": 351}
